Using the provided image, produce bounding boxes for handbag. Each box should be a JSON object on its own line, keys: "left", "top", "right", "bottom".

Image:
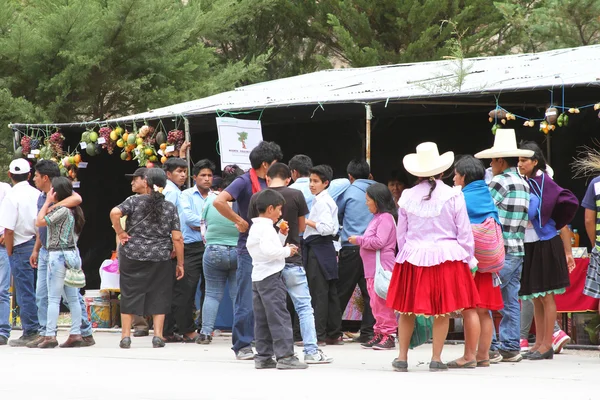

{"left": 472, "top": 217, "right": 505, "bottom": 274}
{"left": 60, "top": 211, "right": 86, "bottom": 289}
{"left": 409, "top": 316, "right": 433, "bottom": 349}
{"left": 374, "top": 250, "right": 392, "bottom": 299}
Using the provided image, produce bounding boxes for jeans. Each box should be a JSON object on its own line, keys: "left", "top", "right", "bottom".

{"left": 37, "top": 248, "right": 92, "bottom": 337}
{"left": 0, "top": 246, "right": 11, "bottom": 338}
{"left": 282, "top": 263, "right": 317, "bottom": 355}
{"left": 46, "top": 250, "right": 81, "bottom": 336}
{"left": 232, "top": 251, "right": 254, "bottom": 353}
{"left": 491, "top": 254, "right": 523, "bottom": 352}
{"left": 201, "top": 245, "right": 237, "bottom": 336}
{"left": 9, "top": 239, "right": 39, "bottom": 335}
{"left": 520, "top": 298, "right": 561, "bottom": 339}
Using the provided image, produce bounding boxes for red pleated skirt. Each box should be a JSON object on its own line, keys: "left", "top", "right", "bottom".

{"left": 473, "top": 271, "right": 503, "bottom": 311}
{"left": 386, "top": 260, "right": 481, "bottom": 317}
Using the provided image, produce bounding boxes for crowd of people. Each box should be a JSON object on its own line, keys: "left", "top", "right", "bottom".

{"left": 1, "top": 127, "right": 599, "bottom": 372}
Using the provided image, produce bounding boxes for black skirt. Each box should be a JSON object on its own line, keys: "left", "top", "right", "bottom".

{"left": 519, "top": 235, "right": 570, "bottom": 298}
{"left": 119, "top": 251, "right": 174, "bottom": 315}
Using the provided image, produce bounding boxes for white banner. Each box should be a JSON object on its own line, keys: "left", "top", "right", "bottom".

{"left": 216, "top": 117, "right": 263, "bottom": 170}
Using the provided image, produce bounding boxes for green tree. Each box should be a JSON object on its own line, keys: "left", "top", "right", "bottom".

{"left": 494, "top": 0, "right": 600, "bottom": 53}
{"left": 0, "top": 0, "right": 266, "bottom": 122}
{"left": 323, "top": 0, "right": 505, "bottom": 67}
{"left": 195, "top": 0, "right": 333, "bottom": 80}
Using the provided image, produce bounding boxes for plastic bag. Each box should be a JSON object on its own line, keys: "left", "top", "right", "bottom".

{"left": 409, "top": 316, "right": 433, "bottom": 349}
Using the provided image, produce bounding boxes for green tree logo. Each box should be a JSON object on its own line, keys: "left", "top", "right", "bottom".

{"left": 237, "top": 131, "right": 248, "bottom": 149}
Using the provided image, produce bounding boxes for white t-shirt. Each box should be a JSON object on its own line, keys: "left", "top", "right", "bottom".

{"left": 0, "top": 181, "right": 41, "bottom": 246}
{"left": 247, "top": 217, "right": 291, "bottom": 282}
{"left": 0, "top": 182, "right": 11, "bottom": 236}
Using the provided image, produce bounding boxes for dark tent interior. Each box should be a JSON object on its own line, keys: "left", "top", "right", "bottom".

{"left": 12, "top": 86, "right": 600, "bottom": 289}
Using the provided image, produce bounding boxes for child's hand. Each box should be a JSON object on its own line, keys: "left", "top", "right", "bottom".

{"left": 279, "top": 220, "right": 289, "bottom": 236}
{"left": 287, "top": 244, "right": 298, "bottom": 256}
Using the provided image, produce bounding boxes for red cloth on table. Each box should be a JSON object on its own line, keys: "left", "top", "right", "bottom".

{"left": 555, "top": 258, "right": 599, "bottom": 312}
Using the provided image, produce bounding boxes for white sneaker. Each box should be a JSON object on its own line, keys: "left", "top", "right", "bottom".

{"left": 304, "top": 349, "right": 334, "bottom": 364}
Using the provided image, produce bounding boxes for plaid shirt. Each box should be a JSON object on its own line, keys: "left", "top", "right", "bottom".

{"left": 489, "top": 167, "right": 530, "bottom": 256}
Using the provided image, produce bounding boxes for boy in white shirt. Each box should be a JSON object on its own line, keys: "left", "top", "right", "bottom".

{"left": 303, "top": 165, "right": 343, "bottom": 345}
{"left": 247, "top": 189, "right": 308, "bottom": 370}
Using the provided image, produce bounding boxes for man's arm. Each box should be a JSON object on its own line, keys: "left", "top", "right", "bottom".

{"left": 214, "top": 190, "right": 248, "bottom": 233}
{"left": 4, "top": 229, "right": 14, "bottom": 256}
{"left": 30, "top": 236, "right": 42, "bottom": 268}
{"left": 585, "top": 208, "right": 596, "bottom": 247}
{"left": 50, "top": 192, "right": 82, "bottom": 211}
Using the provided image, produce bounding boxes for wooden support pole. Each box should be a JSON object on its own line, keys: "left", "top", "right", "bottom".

{"left": 365, "top": 104, "right": 373, "bottom": 165}
{"left": 184, "top": 117, "right": 192, "bottom": 188}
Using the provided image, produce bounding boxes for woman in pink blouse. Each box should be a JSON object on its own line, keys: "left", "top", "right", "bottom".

{"left": 349, "top": 183, "right": 398, "bottom": 350}
{"left": 387, "top": 142, "right": 480, "bottom": 372}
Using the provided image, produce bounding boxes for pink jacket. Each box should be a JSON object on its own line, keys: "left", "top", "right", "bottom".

{"left": 356, "top": 213, "right": 397, "bottom": 279}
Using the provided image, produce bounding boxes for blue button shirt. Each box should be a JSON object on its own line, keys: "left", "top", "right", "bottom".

{"left": 290, "top": 177, "right": 351, "bottom": 214}
{"left": 163, "top": 179, "right": 181, "bottom": 209}
{"left": 179, "top": 187, "right": 214, "bottom": 244}
{"left": 37, "top": 192, "right": 48, "bottom": 248}
{"left": 336, "top": 179, "right": 375, "bottom": 246}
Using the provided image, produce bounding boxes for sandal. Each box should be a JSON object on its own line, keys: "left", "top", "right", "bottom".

{"left": 429, "top": 360, "right": 448, "bottom": 372}
{"left": 476, "top": 359, "right": 490, "bottom": 367}
{"left": 447, "top": 359, "right": 477, "bottom": 369}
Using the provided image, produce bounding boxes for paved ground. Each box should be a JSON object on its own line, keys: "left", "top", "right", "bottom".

{"left": 0, "top": 331, "right": 597, "bottom": 400}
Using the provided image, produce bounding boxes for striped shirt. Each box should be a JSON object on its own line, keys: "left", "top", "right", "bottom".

{"left": 488, "top": 167, "right": 530, "bottom": 256}
{"left": 581, "top": 176, "right": 600, "bottom": 250}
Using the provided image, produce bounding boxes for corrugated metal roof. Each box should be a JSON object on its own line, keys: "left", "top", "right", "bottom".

{"left": 12, "top": 45, "right": 600, "bottom": 127}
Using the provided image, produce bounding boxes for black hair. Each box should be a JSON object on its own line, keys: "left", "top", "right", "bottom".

{"left": 248, "top": 141, "right": 283, "bottom": 170}
{"left": 417, "top": 174, "right": 443, "bottom": 201}
{"left": 388, "top": 168, "right": 409, "bottom": 185}
{"left": 500, "top": 157, "right": 520, "bottom": 168}
{"left": 11, "top": 172, "right": 29, "bottom": 183}
{"left": 222, "top": 164, "right": 244, "bottom": 189}
{"left": 309, "top": 165, "right": 333, "bottom": 188}
{"left": 163, "top": 157, "right": 188, "bottom": 173}
{"left": 192, "top": 159, "right": 216, "bottom": 176}
{"left": 519, "top": 141, "right": 547, "bottom": 174}
{"left": 35, "top": 160, "right": 60, "bottom": 179}
{"left": 267, "top": 162, "right": 291, "bottom": 181}
{"left": 255, "top": 189, "right": 285, "bottom": 214}
{"left": 454, "top": 155, "right": 485, "bottom": 186}
{"left": 288, "top": 155, "right": 313, "bottom": 177}
{"left": 51, "top": 177, "right": 85, "bottom": 235}
{"left": 143, "top": 168, "right": 168, "bottom": 219}
{"left": 366, "top": 183, "right": 398, "bottom": 222}
{"left": 346, "top": 159, "right": 370, "bottom": 180}
{"left": 211, "top": 176, "right": 223, "bottom": 190}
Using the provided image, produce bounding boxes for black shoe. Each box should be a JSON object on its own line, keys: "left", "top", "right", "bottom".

{"left": 152, "top": 336, "right": 166, "bottom": 348}
{"left": 0, "top": 335, "right": 7, "bottom": 346}
{"left": 9, "top": 333, "right": 39, "bottom": 347}
{"left": 255, "top": 358, "right": 277, "bottom": 369}
{"left": 119, "top": 337, "right": 131, "bottom": 349}
{"left": 361, "top": 333, "right": 383, "bottom": 349}
{"left": 499, "top": 349, "right": 523, "bottom": 362}
{"left": 528, "top": 348, "right": 554, "bottom": 360}
{"left": 353, "top": 334, "right": 374, "bottom": 344}
{"left": 324, "top": 336, "right": 344, "bottom": 345}
{"left": 429, "top": 360, "right": 448, "bottom": 372}
{"left": 133, "top": 330, "right": 149, "bottom": 337}
{"left": 195, "top": 334, "right": 212, "bottom": 345}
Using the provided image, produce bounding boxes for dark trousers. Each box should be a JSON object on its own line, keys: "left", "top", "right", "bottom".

{"left": 252, "top": 272, "right": 294, "bottom": 362}
{"left": 132, "top": 315, "right": 149, "bottom": 332}
{"left": 165, "top": 241, "right": 205, "bottom": 335}
{"left": 337, "top": 246, "right": 375, "bottom": 338}
{"left": 304, "top": 247, "right": 342, "bottom": 341}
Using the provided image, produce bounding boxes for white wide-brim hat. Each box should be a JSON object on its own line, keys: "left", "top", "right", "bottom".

{"left": 475, "top": 129, "right": 534, "bottom": 159}
{"left": 403, "top": 142, "right": 454, "bottom": 178}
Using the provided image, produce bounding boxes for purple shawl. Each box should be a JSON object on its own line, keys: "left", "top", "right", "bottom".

{"left": 528, "top": 172, "right": 578, "bottom": 230}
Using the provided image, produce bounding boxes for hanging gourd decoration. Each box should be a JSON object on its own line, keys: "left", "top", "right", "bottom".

{"left": 489, "top": 109, "right": 507, "bottom": 125}
{"left": 545, "top": 107, "right": 559, "bottom": 125}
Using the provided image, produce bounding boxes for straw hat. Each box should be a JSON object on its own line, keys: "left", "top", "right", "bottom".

{"left": 403, "top": 142, "right": 454, "bottom": 177}
{"left": 474, "top": 129, "right": 534, "bottom": 159}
